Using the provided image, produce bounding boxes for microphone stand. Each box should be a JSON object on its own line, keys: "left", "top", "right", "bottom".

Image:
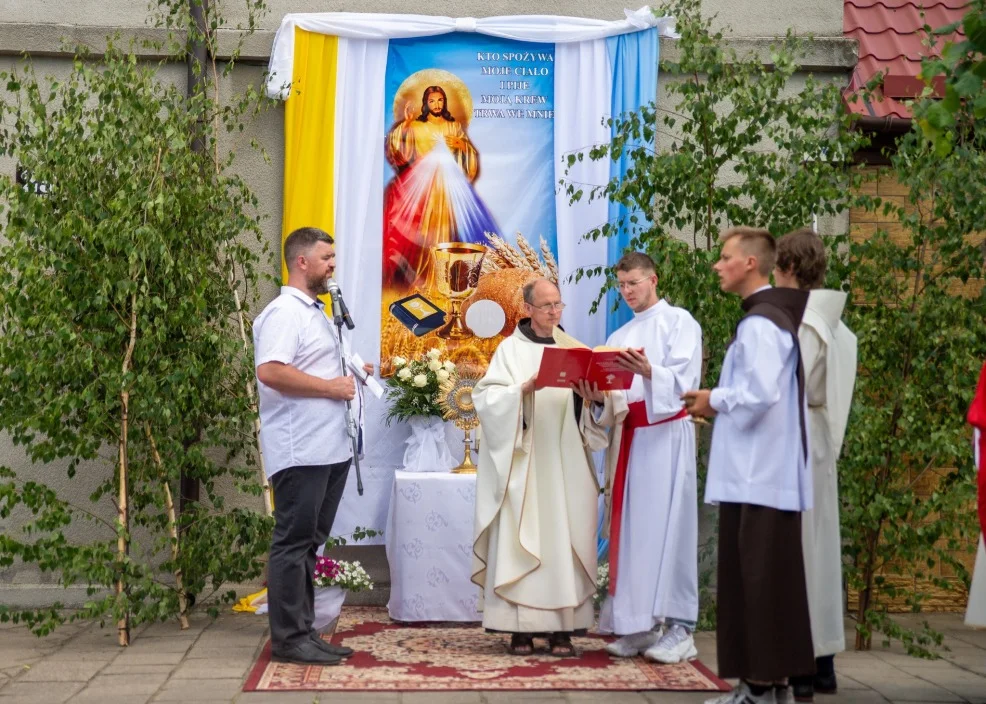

{"left": 332, "top": 313, "right": 364, "bottom": 496}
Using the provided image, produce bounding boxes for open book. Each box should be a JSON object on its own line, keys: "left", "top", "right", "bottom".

{"left": 534, "top": 328, "right": 637, "bottom": 391}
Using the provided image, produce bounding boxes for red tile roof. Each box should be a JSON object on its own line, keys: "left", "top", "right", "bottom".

{"left": 844, "top": 0, "right": 968, "bottom": 121}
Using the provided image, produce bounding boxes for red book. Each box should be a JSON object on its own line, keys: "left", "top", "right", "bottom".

{"left": 535, "top": 346, "right": 637, "bottom": 391}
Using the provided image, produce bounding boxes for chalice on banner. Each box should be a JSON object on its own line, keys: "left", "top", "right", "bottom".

{"left": 437, "top": 365, "right": 483, "bottom": 474}
{"left": 433, "top": 242, "right": 486, "bottom": 339}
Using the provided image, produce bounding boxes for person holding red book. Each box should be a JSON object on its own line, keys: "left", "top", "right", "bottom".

{"left": 471, "top": 278, "right": 610, "bottom": 657}
{"left": 586, "top": 251, "right": 704, "bottom": 665}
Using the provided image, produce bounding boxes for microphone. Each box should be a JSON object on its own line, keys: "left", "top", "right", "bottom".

{"left": 326, "top": 279, "right": 355, "bottom": 330}
{"left": 339, "top": 296, "right": 355, "bottom": 331}
{"left": 325, "top": 277, "right": 364, "bottom": 495}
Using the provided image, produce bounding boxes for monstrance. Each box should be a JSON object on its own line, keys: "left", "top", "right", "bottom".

{"left": 437, "top": 365, "right": 483, "bottom": 474}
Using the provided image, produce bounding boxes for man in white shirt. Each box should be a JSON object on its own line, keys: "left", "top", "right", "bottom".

{"left": 683, "top": 227, "right": 814, "bottom": 704}
{"left": 589, "top": 252, "right": 703, "bottom": 664}
{"left": 253, "top": 227, "right": 358, "bottom": 666}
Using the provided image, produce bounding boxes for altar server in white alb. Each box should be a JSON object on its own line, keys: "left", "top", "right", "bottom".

{"left": 589, "top": 252, "right": 703, "bottom": 664}
{"left": 774, "top": 229, "right": 857, "bottom": 702}
{"left": 472, "top": 278, "right": 607, "bottom": 658}
{"left": 683, "top": 227, "right": 815, "bottom": 704}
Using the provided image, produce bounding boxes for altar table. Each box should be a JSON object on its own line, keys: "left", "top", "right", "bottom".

{"left": 385, "top": 470, "right": 482, "bottom": 622}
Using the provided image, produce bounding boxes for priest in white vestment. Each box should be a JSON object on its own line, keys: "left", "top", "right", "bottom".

{"left": 775, "top": 230, "right": 858, "bottom": 701}
{"left": 472, "top": 278, "right": 606, "bottom": 657}
{"left": 588, "top": 252, "right": 703, "bottom": 665}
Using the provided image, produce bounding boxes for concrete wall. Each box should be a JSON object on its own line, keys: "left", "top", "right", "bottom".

{"left": 2, "top": 0, "right": 843, "bottom": 37}
{"left": 0, "top": 1, "right": 855, "bottom": 605}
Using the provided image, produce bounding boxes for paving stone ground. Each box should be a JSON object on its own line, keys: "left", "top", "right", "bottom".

{"left": 0, "top": 611, "right": 983, "bottom": 703}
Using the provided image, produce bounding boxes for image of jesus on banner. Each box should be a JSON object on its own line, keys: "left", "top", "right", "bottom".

{"left": 383, "top": 69, "right": 498, "bottom": 294}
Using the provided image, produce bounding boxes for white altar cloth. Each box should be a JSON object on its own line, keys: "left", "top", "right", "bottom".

{"left": 385, "top": 470, "right": 482, "bottom": 622}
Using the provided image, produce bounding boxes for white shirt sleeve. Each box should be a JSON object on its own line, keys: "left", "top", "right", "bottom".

{"left": 643, "top": 314, "right": 703, "bottom": 418}
{"left": 709, "top": 316, "right": 794, "bottom": 430}
{"left": 255, "top": 304, "right": 303, "bottom": 367}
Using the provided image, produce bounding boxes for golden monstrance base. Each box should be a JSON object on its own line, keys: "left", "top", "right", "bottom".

{"left": 451, "top": 429, "right": 478, "bottom": 474}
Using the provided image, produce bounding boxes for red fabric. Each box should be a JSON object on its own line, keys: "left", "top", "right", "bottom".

{"left": 608, "top": 403, "right": 689, "bottom": 596}
{"left": 968, "top": 361, "right": 986, "bottom": 537}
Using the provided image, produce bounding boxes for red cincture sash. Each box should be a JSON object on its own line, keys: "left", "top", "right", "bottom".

{"left": 608, "top": 402, "right": 689, "bottom": 596}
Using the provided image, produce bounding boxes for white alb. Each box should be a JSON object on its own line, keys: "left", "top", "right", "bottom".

{"left": 799, "top": 289, "right": 857, "bottom": 657}
{"left": 592, "top": 300, "right": 703, "bottom": 636}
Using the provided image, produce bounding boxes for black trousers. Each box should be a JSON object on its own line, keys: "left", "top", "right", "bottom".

{"left": 268, "top": 459, "right": 351, "bottom": 650}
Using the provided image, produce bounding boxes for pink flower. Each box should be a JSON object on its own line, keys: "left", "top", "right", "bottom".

{"left": 314, "top": 556, "right": 340, "bottom": 583}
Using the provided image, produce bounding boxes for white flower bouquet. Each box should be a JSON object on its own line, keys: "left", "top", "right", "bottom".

{"left": 384, "top": 348, "right": 458, "bottom": 424}
{"left": 311, "top": 556, "right": 373, "bottom": 632}
{"left": 313, "top": 556, "right": 374, "bottom": 593}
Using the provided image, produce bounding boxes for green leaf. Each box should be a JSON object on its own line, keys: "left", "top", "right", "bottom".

{"left": 0, "top": 2, "right": 275, "bottom": 639}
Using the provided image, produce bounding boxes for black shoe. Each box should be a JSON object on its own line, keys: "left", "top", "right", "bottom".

{"left": 272, "top": 640, "right": 342, "bottom": 666}
{"left": 813, "top": 672, "right": 837, "bottom": 694}
{"left": 310, "top": 632, "right": 354, "bottom": 658}
{"left": 792, "top": 681, "right": 814, "bottom": 702}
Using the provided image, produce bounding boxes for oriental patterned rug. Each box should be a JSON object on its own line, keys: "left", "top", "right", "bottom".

{"left": 243, "top": 607, "right": 729, "bottom": 692}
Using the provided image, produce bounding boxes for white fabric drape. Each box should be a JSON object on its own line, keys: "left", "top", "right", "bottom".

{"left": 333, "top": 36, "right": 386, "bottom": 362}
{"left": 401, "top": 416, "right": 457, "bottom": 473}
{"left": 554, "top": 38, "right": 612, "bottom": 349}
{"left": 327, "top": 37, "right": 393, "bottom": 543}
{"left": 266, "top": 7, "right": 676, "bottom": 98}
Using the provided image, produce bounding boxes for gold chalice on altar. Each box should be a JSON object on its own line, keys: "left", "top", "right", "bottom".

{"left": 433, "top": 242, "right": 486, "bottom": 339}
{"left": 437, "top": 365, "right": 483, "bottom": 473}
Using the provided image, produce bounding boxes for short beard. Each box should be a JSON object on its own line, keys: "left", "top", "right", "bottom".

{"left": 309, "top": 274, "right": 330, "bottom": 296}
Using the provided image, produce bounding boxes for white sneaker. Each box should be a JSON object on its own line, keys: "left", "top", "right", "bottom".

{"left": 705, "top": 682, "right": 776, "bottom": 704}
{"left": 774, "top": 685, "right": 794, "bottom": 704}
{"left": 644, "top": 623, "right": 698, "bottom": 664}
{"left": 604, "top": 628, "right": 661, "bottom": 657}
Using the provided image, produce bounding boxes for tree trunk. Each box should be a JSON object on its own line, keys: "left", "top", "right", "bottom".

{"left": 117, "top": 389, "right": 130, "bottom": 647}
{"left": 117, "top": 292, "right": 138, "bottom": 646}
{"left": 854, "top": 528, "right": 879, "bottom": 650}
{"left": 145, "top": 423, "right": 190, "bottom": 629}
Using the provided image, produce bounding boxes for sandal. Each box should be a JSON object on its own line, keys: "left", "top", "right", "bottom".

{"left": 548, "top": 633, "right": 577, "bottom": 658}
{"left": 507, "top": 633, "right": 535, "bottom": 655}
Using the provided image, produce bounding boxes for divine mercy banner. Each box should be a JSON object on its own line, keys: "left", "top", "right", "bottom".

{"left": 381, "top": 35, "right": 558, "bottom": 368}
{"left": 265, "top": 9, "right": 674, "bottom": 539}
